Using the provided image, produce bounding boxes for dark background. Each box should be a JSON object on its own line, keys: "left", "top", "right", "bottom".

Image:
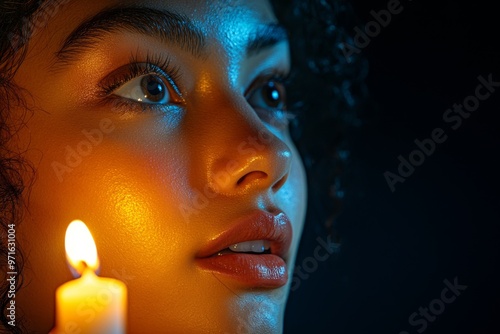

{"left": 285, "top": 1, "right": 499, "bottom": 333}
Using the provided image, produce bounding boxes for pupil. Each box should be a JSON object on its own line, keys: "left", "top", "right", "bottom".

{"left": 141, "top": 75, "right": 165, "bottom": 102}
{"left": 264, "top": 82, "right": 281, "bottom": 108}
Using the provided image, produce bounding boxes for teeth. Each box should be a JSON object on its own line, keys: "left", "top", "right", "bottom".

{"left": 229, "top": 240, "right": 271, "bottom": 253}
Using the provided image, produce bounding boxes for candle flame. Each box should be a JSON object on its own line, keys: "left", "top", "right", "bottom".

{"left": 65, "top": 220, "right": 100, "bottom": 275}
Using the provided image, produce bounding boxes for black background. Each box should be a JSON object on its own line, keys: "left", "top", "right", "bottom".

{"left": 285, "top": 1, "right": 499, "bottom": 333}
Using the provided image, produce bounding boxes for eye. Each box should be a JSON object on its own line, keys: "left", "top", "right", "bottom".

{"left": 246, "top": 75, "right": 294, "bottom": 128}
{"left": 247, "top": 79, "right": 287, "bottom": 111}
{"left": 113, "top": 74, "right": 170, "bottom": 104}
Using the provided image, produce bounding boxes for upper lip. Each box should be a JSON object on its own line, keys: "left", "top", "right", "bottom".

{"left": 196, "top": 210, "right": 293, "bottom": 259}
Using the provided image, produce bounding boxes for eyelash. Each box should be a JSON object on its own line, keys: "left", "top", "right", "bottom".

{"left": 99, "top": 52, "right": 295, "bottom": 125}
{"left": 99, "top": 52, "right": 182, "bottom": 112}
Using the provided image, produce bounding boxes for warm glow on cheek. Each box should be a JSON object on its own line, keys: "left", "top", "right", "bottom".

{"left": 86, "top": 156, "right": 185, "bottom": 276}
{"left": 93, "top": 174, "right": 254, "bottom": 332}
{"left": 106, "top": 182, "right": 159, "bottom": 249}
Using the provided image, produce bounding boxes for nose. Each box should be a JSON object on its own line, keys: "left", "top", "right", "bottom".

{"left": 188, "top": 89, "right": 293, "bottom": 197}
{"left": 209, "top": 130, "right": 292, "bottom": 195}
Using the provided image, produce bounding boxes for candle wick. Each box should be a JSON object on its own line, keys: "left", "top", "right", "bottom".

{"left": 80, "top": 260, "right": 89, "bottom": 273}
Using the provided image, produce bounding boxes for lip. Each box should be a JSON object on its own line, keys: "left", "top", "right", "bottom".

{"left": 196, "top": 210, "right": 292, "bottom": 288}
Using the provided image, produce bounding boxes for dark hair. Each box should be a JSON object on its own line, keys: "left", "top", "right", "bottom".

{"left": 271, "top": 0, "right": 366, "bottom": 239}
{"left": 1, "top": 1, "right": 44, "bottom": 332}
{"left": 0, "top": 0, "right": 365, "bottom": 332}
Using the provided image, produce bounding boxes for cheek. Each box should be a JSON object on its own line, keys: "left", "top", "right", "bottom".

{"left": 276, "top": 140, "right": 307, "bottom": 248}
{"left": 17, "top": 132, "right": 204, "bottom": 330}
{"left": 29, "top": 136, "right": 194, "bottom": 267}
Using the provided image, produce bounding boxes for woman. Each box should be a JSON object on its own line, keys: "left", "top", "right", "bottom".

{"left": 0, "top": 0, "right": 363, "bottom": 333}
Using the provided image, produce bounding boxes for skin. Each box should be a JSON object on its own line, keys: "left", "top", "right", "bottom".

{"left": 9, "top": 0, "right": 307, "bottom": 333}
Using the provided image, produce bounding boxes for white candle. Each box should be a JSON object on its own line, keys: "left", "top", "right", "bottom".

{"left": 51, "top": 220, "right": 127, "bottom": 334}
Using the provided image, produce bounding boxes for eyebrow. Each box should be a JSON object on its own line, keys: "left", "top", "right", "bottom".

{"left": 246, "top": 23, "right": 289, "bottom": 57}
{"left": 54, "top": 6, "right": 289, "bottom": 69}
{"left": 54, "top": 7, "right": 206, "bottom": 67}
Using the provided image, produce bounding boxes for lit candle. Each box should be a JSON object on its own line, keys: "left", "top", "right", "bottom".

{"left": 51, "top": 220, "right": 127, "bottom": 334}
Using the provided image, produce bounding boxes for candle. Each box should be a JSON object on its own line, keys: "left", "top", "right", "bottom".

{"left": 51, "top": 220, "right": 127, "bottom": 334}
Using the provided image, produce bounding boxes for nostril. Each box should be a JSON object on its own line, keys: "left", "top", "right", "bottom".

{"left": 271, "top": 173, "right": 288, "bottom": 192}
{"left": 237, "top": 171, "right": 268, "bottom": 187}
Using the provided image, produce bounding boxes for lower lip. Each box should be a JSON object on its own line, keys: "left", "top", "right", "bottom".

{"left": 197, "top": 253, "right": 288, "bottom": 288}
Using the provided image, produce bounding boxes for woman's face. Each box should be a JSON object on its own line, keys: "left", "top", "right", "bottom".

{"left": 11, "top": 0, "right": 307, "bottom": 332}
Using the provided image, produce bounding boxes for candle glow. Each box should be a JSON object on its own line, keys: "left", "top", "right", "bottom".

{"left": 51, "top": 220, "right": 127, "bottom": 334}
{"left": 65, "top": 220, "right": 100, "bottom": 274}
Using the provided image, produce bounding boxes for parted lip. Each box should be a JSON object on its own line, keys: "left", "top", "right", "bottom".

{"left": 196, "top": 210, "right": 293, "bottom": 259}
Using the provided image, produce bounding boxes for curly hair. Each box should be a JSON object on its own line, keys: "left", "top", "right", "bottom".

{"left": 1, "top": 1, "right": 44, "bottom": 332}
{"left": 271, "top": 0, "right": 366, "bottom": 239}
{"left": 0, "top": 0, "right": 366, "bottom": 332}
